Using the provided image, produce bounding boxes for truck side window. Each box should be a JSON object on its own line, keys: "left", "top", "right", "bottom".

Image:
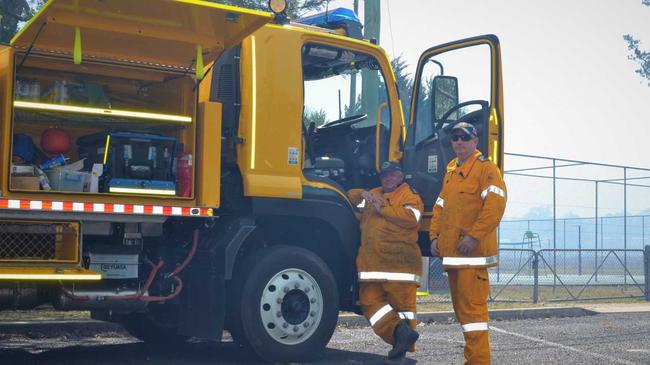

{"left": 413, "top": 44, "right": 491, "bottom": 145}
{"left": 302, "top": 45, "right": 390, "bottom": 130}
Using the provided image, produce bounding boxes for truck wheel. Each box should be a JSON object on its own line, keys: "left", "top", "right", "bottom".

{"left": 233, "top": 245, "right": 339, "bottom": 362}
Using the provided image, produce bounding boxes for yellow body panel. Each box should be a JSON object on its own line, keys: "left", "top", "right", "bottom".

{"left": 0, "top": 46, "right": 12, "bottom": 199}
{"left": 197, "top": 101, "right": 222, "bottom": 207}
{"left": 0, "top": 266, "right": 101, "bottom": 281}
{"left": 237, "top": 28, "right": 304, "bottom": 198}
{"left": 11, "top": 0, "right": 271, "bottom": 69}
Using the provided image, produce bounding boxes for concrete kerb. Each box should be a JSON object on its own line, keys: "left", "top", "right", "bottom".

{"left": 337, "top": 307, "right": 597, "bottom": 328}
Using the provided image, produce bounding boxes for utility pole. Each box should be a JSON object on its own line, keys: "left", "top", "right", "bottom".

{"left": 362, "top": 0, "right": 380, "bottom": 126}
{"left": 348, "top": 0, "right": 359, "bottom": 116}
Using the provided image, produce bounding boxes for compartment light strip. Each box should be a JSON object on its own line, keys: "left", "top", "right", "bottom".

{"left": 13, "top": 101, "right": 192, "bottom": 123}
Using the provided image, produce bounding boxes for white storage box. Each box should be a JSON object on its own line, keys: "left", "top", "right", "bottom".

{"left": 46, "top": 169, "right": 90, "bottom": 192}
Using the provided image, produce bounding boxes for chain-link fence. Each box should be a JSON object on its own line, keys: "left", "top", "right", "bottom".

{"left": 420, "top": 246, "right": 650, "bottom": 303}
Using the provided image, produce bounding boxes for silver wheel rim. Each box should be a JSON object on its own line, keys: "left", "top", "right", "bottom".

{"left": 259, "top": 268, "right": 323, "bottom": 345}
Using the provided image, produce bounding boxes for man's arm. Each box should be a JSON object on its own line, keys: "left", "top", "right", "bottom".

{"left": 467, "top": 163, "right": 507, "bottom": 241}
{"left": 347, "top": 189, "right": 365, "bottom": 205}
{"left": 429, "top": 186, "right": 446, "bottom": 242}
{"left": 378, "top": 189, "right": 424, "bottom": 230}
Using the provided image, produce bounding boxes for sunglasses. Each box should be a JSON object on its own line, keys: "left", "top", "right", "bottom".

{"left": 451, "top": 134, "right": 473, "bottom": 142}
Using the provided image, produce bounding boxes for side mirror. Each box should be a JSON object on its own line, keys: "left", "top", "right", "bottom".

{"left": 431, "top": 75, "right": 459, "bottom": 123}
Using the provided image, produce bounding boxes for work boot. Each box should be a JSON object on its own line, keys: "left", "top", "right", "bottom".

{"left": 388, "top": 320, "right": 419, "bottom": 359}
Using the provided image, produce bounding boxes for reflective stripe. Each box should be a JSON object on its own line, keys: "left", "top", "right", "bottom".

{"left": 436, "top": 197, "right": 444, "bottom": 207}
{"left": 442, "top": 256, "right": 499, "bottom": 266}
{"left": 481, "top": 185, "right": 505, "bottom": 200}
{"left": 404, "top": 205, "right": 421, "bottom": 222}
{"left": 369, "top": 304, "right": 393, "bottom": 326}
{"left": 0, "top": 199, "right": 212, "bottom": 217}
{"left": 359, "top": 271, "right": 421, "bottom": 282}
{"left": 357, "top": 199, "right": 366, "bottom": 208}
{"left": 398, "top": 311, "right": 415, "bottom": 320}
{"left": 461, "top": 322, "right": 489, "bottom": 332}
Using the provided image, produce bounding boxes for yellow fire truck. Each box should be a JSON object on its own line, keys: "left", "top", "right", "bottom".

{"left": 0, "top": 0, "right": 503, "bottom": 361}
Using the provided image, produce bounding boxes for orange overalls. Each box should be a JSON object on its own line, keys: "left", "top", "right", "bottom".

{"left": 429, "top": 151, "right": 507, "bottom": 365}
{"left": 348, "top": 183, "right": 423, "bottom": 349}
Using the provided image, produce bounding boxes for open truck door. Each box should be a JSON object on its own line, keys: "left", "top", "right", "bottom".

{"left": 402, "top": 35, "right": 504, "bottom": 253}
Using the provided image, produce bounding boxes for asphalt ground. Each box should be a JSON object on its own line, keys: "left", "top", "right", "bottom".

{"left": 0, "top": 311, "right": 649, "bottom": 364}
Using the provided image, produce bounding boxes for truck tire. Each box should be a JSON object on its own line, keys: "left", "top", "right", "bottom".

{"left": 231, "top": 245, "right": 339, "bottom": 362}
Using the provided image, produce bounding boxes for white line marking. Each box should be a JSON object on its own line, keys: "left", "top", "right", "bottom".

{"left": 490, "top": 326, "right": 637, "bottom": 365}
{"left": 626, "top": 349, "right": 650, "bottom": 353}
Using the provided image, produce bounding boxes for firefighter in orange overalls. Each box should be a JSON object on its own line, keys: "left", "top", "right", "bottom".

{"left": 348, "top": 161, "right": 424, "bottom": 365}
{"left": 429, "top": 122, "right": 507, "bottom": 365}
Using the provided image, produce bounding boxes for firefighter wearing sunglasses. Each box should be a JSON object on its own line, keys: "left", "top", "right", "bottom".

{"left": 429, "top": 122, "right": 507, "bottom": 364}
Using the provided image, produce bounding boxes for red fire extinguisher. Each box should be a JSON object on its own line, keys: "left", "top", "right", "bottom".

{"left": 176, "top": 152, "right": 192, "bottom": 197}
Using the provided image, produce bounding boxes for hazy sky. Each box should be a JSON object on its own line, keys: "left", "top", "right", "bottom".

{"left": 325, "top": 0, "right": 650, "bottom": 218}
{"left": 327, "top": 0, "right": 650, "bottom": 167}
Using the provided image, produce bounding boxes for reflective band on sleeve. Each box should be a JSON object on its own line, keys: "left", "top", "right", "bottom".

{"left": 358, "top": 272, "right": 421, "bottom": 282}
{"left": 436, "top": 197, "right": 444, "bottom": 207}
{"left": 369, "top": 304, "right": 394, "bottom": 326}
{"left": 398, "top": 311, "right": 415, "bottom": 320}
{"left": 461, "top": 322, "right": 489, "bottom": 332}
{"left": 481, "top": 185, "right": 505, "bottom": 200}
{"left": 404, "top": 205, "right": 421, "bottom": 222}
{"left": 442, "top": 256, "right": 499, "bottom": 266}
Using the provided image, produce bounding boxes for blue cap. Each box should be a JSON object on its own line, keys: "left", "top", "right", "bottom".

{"left": 380, "top": 161, "right": 402, "bottom": 174}
{"left": 450, "top": 122, "right": 478, "bottom": 138}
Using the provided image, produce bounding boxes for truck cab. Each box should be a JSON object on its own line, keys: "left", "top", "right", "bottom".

{"left": 0, "top": 1, "right": 503, "bottom": 362}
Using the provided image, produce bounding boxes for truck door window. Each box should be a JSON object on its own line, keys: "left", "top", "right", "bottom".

{"left": 302, "top": 44, "right": 391, "bottom": 190}
{"left": 413, "top": 44, "right": 491, "bottom": 145}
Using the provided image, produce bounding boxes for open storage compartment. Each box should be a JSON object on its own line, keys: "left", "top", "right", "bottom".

{"left": 11, "top": 54, "right": 196, "bottom": 197}
{"left": 4, "top": 0, "right": 271, "bottom": 201}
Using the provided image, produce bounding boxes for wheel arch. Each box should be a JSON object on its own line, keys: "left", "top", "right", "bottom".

{"left": 226, "top": 189, "right": 360, "bottom": 311}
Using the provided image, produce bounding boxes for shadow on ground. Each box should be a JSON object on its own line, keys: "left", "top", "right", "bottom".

{"left": 0, "top": 340, "right": 417, "bottom": 365}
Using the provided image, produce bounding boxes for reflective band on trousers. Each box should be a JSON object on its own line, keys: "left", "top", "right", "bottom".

{"left": 359, "top": 272, "right": 421, "bottom": 282}
{"left": 369, "top": 304, "right": 393, "bottom": 326}
{"left": 398, "top": 311, "right": 415, "bottom": 320}
{"left": 462, "top": 322, "right": 489, "bottom": 332}
{"left": 404, "top": 205, "right": 421, "bottom": 222}
{"left": 481, "top": 185, "right": 505, "bottom": 200}
{"left": 442, "top": 256, "right": 498, "bottom": 266}
{"left": 436, "top": 197, "right": 444, "bottom": 207}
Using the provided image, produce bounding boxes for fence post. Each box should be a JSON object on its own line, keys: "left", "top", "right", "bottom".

{"left": 643, "top": 245, "right": 650, "bottom": 302}
{"left": 578, "top": 225, "right": 582, "bottom": 276}
{"left": 533, "top": 251, "right": 539, "bottom": 303}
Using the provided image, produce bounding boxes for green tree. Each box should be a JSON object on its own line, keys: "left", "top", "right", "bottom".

{"left": 0, "top": 0, "right": 43, "bottom": 43}
{"left": 390, "top": 55, "right": 413, "bottom": 121}
{"left": 624, "top": 1, "right": 650, "bottom": 86}
{"left": 209, "top": 0, "right": 327, "bottom": 18}
{"left": 303, "top": 107, "right": 327, "bottom": 127}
